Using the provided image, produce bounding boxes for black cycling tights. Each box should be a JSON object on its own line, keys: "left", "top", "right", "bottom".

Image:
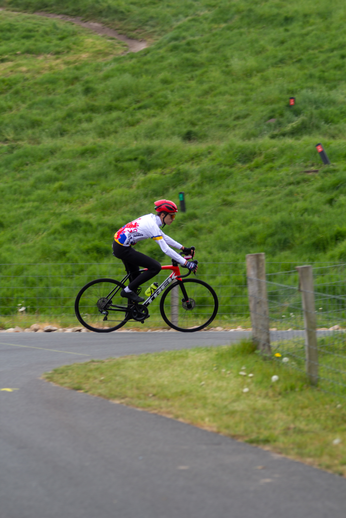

{"left": 112, "top": 241, "right": 161, "bottom": 292}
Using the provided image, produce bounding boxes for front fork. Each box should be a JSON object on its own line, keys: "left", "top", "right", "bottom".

{"left": 175, "top": 280, "right": 193, "bottom": 308}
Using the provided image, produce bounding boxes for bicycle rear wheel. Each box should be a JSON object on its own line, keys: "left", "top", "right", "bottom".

{"left": 75, "top": 278, "right": 129, "bottom": 333}
{"left": 160, "top": 278, "right": 218, "bottom": 332}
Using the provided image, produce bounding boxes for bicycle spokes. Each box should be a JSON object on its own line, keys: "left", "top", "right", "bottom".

{"left": 75, "top": 279, "right": 130, "bottom": 332}
{"left": 160, "top": 278, "right": 218, "bottom": 332}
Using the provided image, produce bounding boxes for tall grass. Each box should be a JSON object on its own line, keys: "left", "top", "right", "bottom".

{"left": 1, "top": 3, "right": 346, "bottom": 274}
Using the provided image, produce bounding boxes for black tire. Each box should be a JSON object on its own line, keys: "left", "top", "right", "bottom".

{"left": 75, "top": 278, "right": 130, "bottom": 333}
{"left": 160, "top": 278, "right": 218, "bottom": 332}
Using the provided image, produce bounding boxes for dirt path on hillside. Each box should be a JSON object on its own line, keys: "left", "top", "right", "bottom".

{"left": 0, "top": 9, "right": 148, "bottom": 53}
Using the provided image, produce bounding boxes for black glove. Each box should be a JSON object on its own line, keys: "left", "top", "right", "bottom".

{"left": 184, "top": 260, "right": 198, "bottom": 271}
{"left": 182, "top": 246, "right": 195, "bottom": 256}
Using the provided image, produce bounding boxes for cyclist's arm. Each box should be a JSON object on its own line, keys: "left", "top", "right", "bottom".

{"left": 160, "top": 232, "right": 183, "bottom": 250}
{"left": 159, "top": 233, "right": 194, "bottom": 265}
{"left": 152, "top": 236, "right": 186, "bottom": 266}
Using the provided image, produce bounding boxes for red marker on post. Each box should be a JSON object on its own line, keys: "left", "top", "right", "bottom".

{"left": 289, "top": 97, "right": 295, "bottom": 106}
{"left": 316, "top": 143, "right": 331, "bottom": 165}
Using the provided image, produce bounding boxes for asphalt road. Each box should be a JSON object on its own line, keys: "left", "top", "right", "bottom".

{"left": 0, "top": 332, "right": 345, "bottom": 518}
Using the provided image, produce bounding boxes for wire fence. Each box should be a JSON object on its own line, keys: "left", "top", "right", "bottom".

{"left": 0, "top": 261, "right": 250, "bottom": 329}
{"left": 263, "top": 264, "right": 346, "bottom": 397}
{"left": 2, "top": 259, "right": 346, "bottom": 397}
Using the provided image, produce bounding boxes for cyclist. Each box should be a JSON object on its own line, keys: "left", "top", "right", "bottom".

{"left": 112, "top": 199, "right": 198, "bottom": 303}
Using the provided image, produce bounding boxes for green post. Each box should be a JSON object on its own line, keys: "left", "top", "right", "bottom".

{"left": 179, "top": 192, "right": 186, "bottom": 212}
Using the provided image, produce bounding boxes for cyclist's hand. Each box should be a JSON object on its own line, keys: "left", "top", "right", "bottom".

{"left": 182, "top": 246, "right": 195, "bottom": 257}
{"left": 184, "top": 260, "right": 198, "bottom": 272}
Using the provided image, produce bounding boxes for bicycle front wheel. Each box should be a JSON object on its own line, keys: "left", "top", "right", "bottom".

{"left": 160, "top": 278, "right": 218, "bottom": 332}
{"left": 75, "top": 278, "right": 130, "bottom": 333}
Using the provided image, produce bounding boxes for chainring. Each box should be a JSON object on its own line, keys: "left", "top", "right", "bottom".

{"left": 130, "top": 304, "right": 149, "bottom": 321}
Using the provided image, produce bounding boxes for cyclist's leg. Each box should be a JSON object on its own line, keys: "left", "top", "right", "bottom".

{"left": 124, "top": 263, "right": 141, "bottom": 285}
{"left": 124, "top": 249, "right": 161, "bottom": 292}
{"left": 113, "top": 242, "right": 161, "bottom": 291}
{"left": 113, "top": 241, "right": 139, "bottom": 282}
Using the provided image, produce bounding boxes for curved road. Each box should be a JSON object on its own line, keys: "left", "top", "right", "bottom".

{"left": 1, "top": 332, "right": 345, "bottom": 518}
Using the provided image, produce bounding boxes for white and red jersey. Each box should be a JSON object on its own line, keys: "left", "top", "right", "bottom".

{"left": 114, "top": 213, "right": 185, "bottom": 266}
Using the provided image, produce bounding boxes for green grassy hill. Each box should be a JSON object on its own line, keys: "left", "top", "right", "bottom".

{"left": 1, "top": 0, "right": 346, "bottom": 269}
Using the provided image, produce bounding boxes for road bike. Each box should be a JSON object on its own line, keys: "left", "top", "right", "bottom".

{"left": 74, "top": 255, "right": 218, "bottom": 333}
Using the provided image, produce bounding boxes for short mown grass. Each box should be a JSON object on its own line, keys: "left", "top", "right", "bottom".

{"left": 44, "top": 340, "right": 346, "bottom": 477}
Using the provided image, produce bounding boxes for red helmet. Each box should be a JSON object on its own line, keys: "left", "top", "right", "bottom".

{"left": 154, "top": 199, "right": 178, "bottom": 214}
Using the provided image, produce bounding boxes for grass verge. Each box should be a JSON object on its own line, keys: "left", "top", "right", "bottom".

{"left": 44, "top": 340, "right": 346, "bottom": 476}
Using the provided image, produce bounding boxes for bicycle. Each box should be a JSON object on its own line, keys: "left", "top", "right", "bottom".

{"left": 74, "top": 254, "right": 219, "bottom": 333}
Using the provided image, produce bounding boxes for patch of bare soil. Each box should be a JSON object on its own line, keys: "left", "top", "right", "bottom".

{"left": 0, "top": 9, "right": 148, "bottom": 53}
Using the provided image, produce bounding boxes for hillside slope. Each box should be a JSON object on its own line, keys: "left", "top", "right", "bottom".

{"left": 1, "top": 1, "right": 346, "bottom": 267}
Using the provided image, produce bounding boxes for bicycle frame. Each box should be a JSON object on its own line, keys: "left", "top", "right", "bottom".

{"left": 117, "top": 263, "right": 191, "bottom": 308}
{"left": 143, "top": 264, "right": 192, "bottom": 306}
{"left": 75, "top": 254, "right": 218, "bottom": 333}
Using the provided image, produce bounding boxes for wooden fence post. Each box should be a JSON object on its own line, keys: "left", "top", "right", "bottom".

{"left": 246, "top": 253, "right": 271, "bottom": 354}
{"left": 296, "top": 265, "right": 319, "bottom": 385}
{"left": 171, "top": 285, "right": 179, "bottom": 327}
